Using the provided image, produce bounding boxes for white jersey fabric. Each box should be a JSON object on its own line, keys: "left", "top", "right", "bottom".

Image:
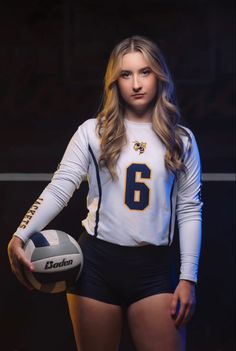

{"left": 14, "top": 118, "right": 203, "bottom": 283}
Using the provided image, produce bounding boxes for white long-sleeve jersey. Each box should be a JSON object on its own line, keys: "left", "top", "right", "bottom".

{"left": 14, "top": 118, "right": 203, "bottom": 283}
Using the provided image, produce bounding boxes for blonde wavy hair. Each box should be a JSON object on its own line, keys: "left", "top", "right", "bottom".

{"left": 96, "top": 35, "right": 191, "bottom": 180}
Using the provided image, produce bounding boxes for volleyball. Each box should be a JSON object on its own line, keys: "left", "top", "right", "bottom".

{"left": 23, "top": 230, "right": 83, "bottom": 293}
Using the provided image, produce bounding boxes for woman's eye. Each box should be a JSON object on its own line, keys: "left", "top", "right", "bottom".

{"left": 142, "top": 69, "right": 151, "bottom": 75}
{"left": 121, "top": 72, "right": 130, "bottom": 78}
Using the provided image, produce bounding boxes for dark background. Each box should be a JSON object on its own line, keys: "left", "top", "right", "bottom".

{"left": 0, "top": 0, "right": 235, "bottom": 350}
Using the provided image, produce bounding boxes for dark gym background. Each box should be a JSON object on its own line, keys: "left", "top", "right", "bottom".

{"left": 0, "top": 1, "right": 235, "bottom": 350}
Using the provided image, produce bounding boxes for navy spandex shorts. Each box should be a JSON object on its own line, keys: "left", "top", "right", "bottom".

{"left": 67, "top": 231, "right": 177, "bottom": 307}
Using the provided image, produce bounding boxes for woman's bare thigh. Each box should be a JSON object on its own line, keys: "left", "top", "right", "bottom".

{"left": 127, "top": 293, "right": 186, "bottom": 351}
{"left": 66, "top": 293, "right": 123, "bottom": 351}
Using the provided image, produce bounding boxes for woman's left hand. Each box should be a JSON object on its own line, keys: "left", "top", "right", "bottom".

{"left": 170, "top": 279, "right": 196, "bottom": 328}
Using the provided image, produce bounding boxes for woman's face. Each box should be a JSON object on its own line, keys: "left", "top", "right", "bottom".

{"left": 117, "top": 51, "right": 158, "bottom": 113}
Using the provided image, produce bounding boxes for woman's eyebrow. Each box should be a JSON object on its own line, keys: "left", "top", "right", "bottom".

{"left": 120, "top": 66, "right": 151, "bottom": 73}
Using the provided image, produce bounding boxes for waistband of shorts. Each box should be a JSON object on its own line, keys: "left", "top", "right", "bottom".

{"left": 79, "top": 230, "right": 172, "bottom": 255}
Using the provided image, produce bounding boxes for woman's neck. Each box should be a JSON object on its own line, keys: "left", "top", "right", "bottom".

{"left": 123, "top": 108, "right": 153, "bottom": 123}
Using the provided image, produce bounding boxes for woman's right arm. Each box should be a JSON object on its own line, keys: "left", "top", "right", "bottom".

{"left": 8, "top": 121, "right": 90, "bottom": 289}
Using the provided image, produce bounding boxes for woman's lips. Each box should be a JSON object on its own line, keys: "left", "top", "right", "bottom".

{"left": 132, "top": 93, "right": 145, "bottom": 98}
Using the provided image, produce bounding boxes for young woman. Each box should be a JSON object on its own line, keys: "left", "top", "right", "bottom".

{"left": 8, "top": 35, "right": 203, "bottom": 351}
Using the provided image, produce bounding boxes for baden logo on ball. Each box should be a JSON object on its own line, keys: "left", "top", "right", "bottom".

{"left": 23, "top": 229, "right": 83, "bottom": 293}
{"left": 44, "top": 258, "right": 73, "bottom": 270}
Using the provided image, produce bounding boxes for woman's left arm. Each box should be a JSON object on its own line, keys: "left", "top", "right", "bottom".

{"left": 171, "top": 129, "right": 203, "bottom": 328}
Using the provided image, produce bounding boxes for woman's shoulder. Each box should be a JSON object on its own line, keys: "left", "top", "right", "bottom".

{"left": 177, "top": 124, "right": 200, "bottom": 159}
{"left": 79, "top": 117, "right": 97, "bottom": 129}
{"left": 74, "top": 118, "right": 98, "bottom": 135}
{"left": 177, "top": 124, "right": 199, "bottom": 147}
{"left": 73, "top": 118, "right": 100, "bottom": 147}
{"left": 177, "top": 124, "right": 194, "bottom": 138}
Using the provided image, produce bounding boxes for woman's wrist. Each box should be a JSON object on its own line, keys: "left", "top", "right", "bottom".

{"left": 11, "top": 235, "right": 25, "bottom": 246}
{"left": 179, "top": 279, "right": 196, "bottom": 286}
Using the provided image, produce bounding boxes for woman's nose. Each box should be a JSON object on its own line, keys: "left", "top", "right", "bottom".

{"left": 132, "top": 75, "right": 142, "bottom": 91}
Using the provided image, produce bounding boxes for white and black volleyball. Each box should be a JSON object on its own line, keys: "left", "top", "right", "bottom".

{"left": 23, "top": 230, "right": 83, "bottom": 293}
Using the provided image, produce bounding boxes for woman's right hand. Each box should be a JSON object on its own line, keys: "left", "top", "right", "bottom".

{"left": 8, "top": 236, "right": 34, "bottom": 290}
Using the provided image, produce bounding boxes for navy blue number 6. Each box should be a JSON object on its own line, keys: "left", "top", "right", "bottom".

{"left": 125, "top": 164, "right": 151, "bottom": 210}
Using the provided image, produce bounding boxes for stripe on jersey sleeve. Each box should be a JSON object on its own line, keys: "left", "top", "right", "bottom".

{"left": 88, "top": 145, "right": 102, "bottom": 237}
{"left": 168, "top": 178, "right": 176, "bottom": 246}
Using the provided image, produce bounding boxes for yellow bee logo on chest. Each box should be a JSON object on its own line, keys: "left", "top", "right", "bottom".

{"left": 133, "top": 141, "right": 147, "bottom": 154}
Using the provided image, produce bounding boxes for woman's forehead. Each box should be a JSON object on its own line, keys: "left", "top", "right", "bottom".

{"left": 119, "top": 51, "right": 149, "bottom": 70}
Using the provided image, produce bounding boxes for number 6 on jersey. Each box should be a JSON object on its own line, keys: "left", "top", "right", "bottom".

{"left": 125, "top": 163, "right": 151, "bottom": 210}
